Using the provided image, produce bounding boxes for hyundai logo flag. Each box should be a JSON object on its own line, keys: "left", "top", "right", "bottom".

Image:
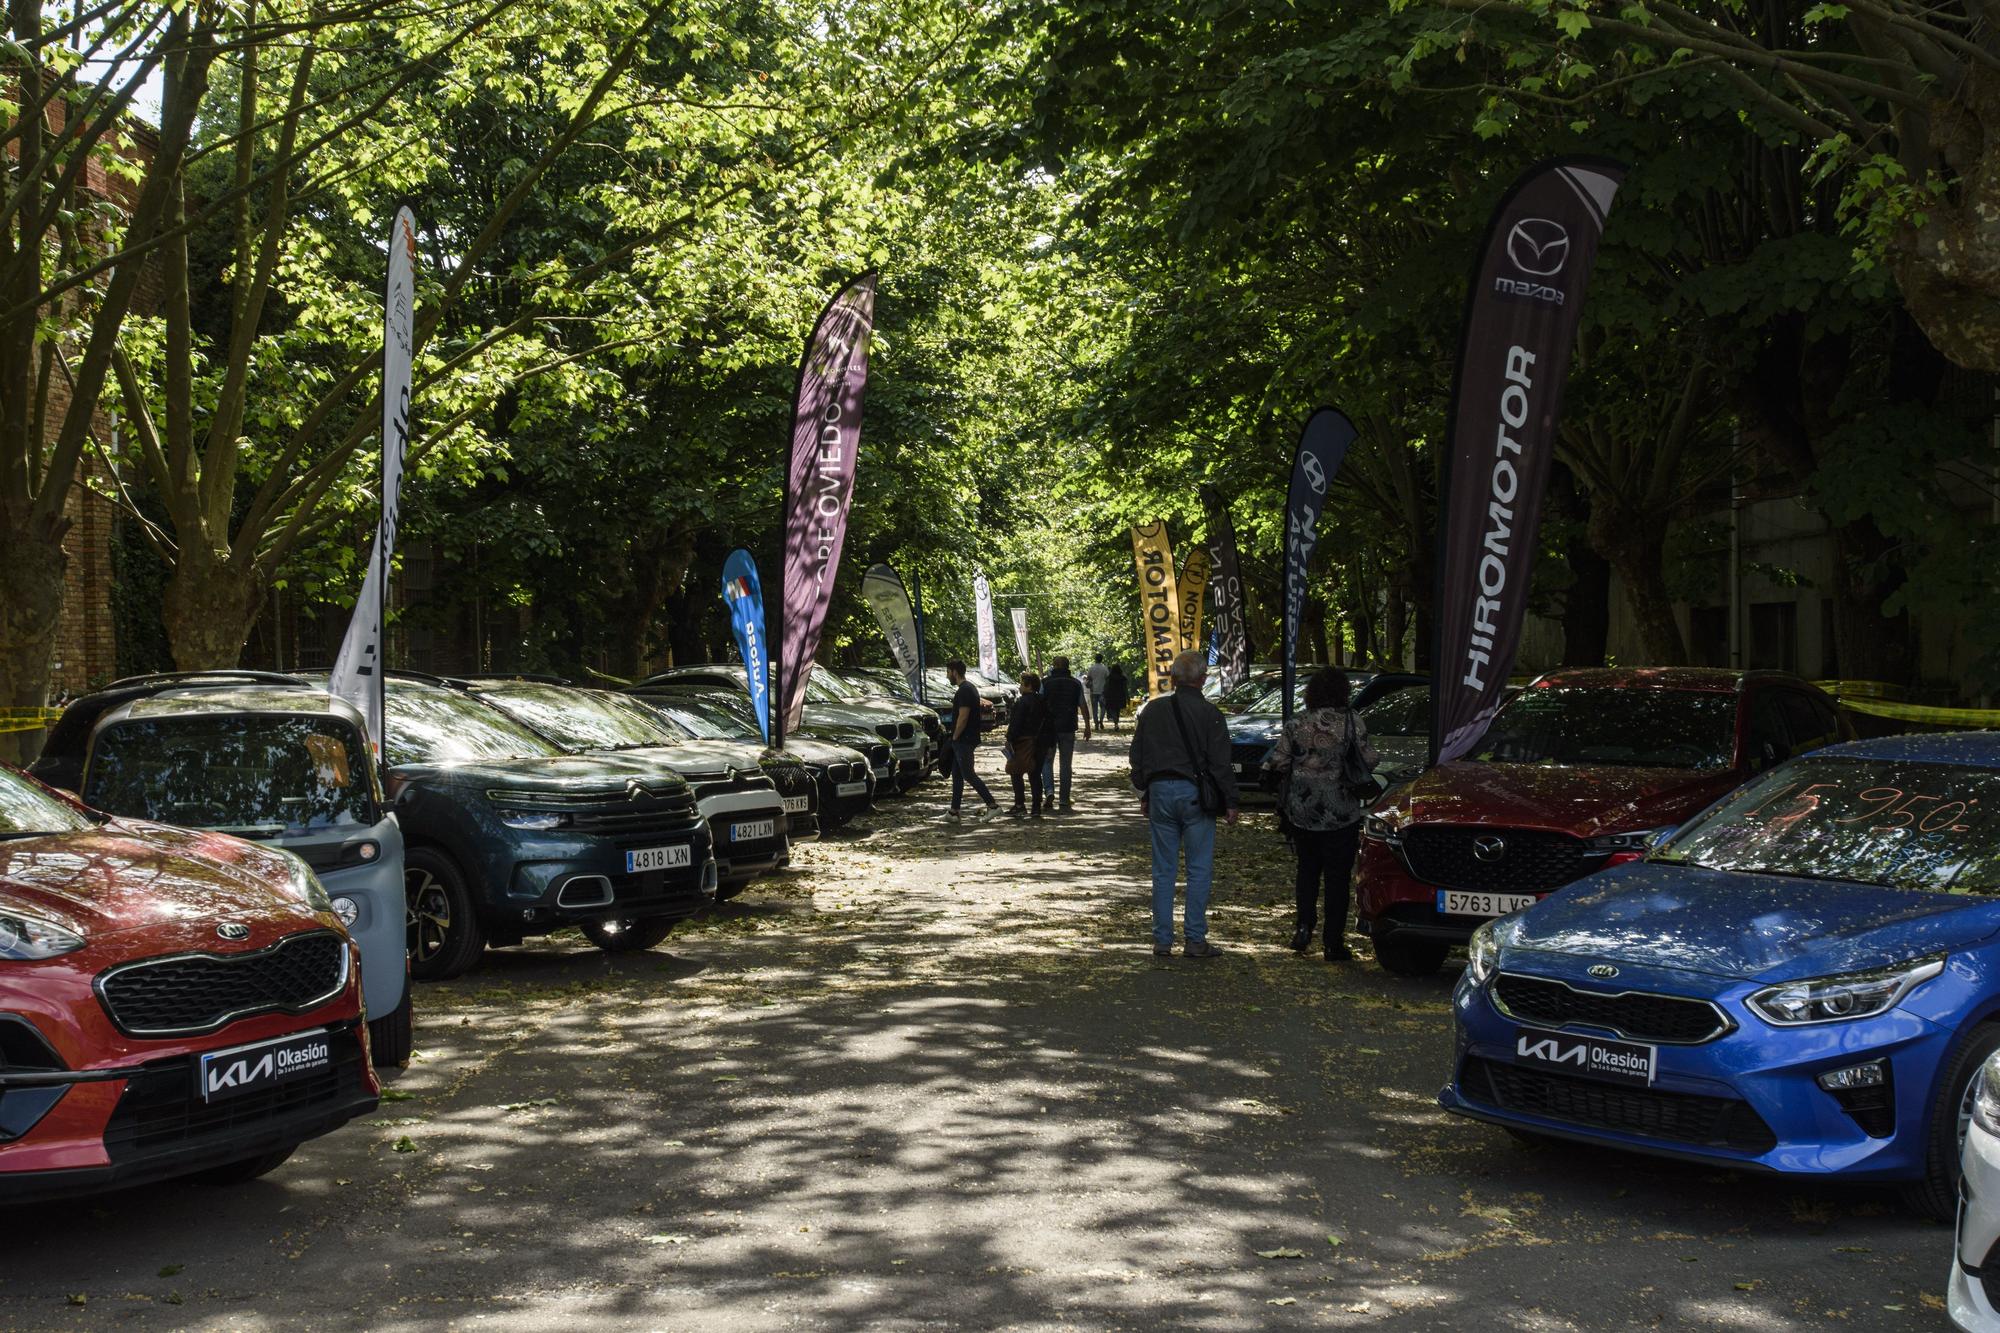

{"left": 722, "top": 548, "right": 772, "bottom": 745}
{"left": 1431, "top": 158, "right": 1624, "bottom": 765}
{"left": 862, "top": 562, "right": 925, "bottom": 702}
{"left": 330, "top": 206, "right": 419, "bottom": 753}
{"left": 778, "top": 270, "right": 876, "bottom": 744}
{"left": 1281, "top": 409, "right": 1356, "bottom": 721}
{"left": 1202, "top": 485, "right": 1252, "bottom": 694}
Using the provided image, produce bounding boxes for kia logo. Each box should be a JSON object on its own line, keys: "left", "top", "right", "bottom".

{"left": 1506, "top": 218, "right": 1570, "bottom": 276}
{"left": 216, "top": 922, "right": 251, "bottom": 941}
{"left": 1471, "top": 834, "right": 1507, "bottom": 862}
{"left": 1301, "top": 451, "right": 1327, "bottom": 495}
{"left": 1587, "top": 964, "right": 1619, "bottom": 980}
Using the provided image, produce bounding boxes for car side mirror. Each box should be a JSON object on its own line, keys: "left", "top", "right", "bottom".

{"left": 1650, "top": 826, "right": 1677, "bottom": 850}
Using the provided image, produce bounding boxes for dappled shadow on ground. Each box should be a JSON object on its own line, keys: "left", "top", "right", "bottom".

{"left": 0, "top": 741, "right": 1948, "bottom": 1330}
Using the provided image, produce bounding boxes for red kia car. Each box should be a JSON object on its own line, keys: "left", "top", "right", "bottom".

{"left": 0, "top": 765, "right": 378, "bottom": 1202}
{"left": 1354, "top": 668, "right": 1851, "bottom": 976}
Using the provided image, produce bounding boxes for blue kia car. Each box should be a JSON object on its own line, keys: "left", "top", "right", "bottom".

{"left": 1442, "top": 732, "right": 2000, "bottom": 1218}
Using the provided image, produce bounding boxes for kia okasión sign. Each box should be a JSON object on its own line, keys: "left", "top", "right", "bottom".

{"left": 1281, "top": 409, "right": 1356, "bottom": 721}
{"left": 1431, "top": 159, "right": 1624, "bottom": 765}
{"left": 1202, "top": 485, "right": 1252, "bottom": 694}
{"left": 1130, "top": 520, "right": 1180, "bottom": 698}
{"left": 778, "top": 271, "right": 877, "bottom": 742}
{"left": 861, "top": 563, "right": 925, "bottom": 702}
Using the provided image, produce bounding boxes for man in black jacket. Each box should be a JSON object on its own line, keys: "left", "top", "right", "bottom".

{"left": 1129, "top": 651, "right": 1239, "bottom": 957}
{"left": 1039, "top": 656, "right": 1091, "bottom": 812}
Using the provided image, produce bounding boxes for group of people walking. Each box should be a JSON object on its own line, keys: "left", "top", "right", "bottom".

{"left": 942, "top": 654, "right": 1129, "bottom": 819}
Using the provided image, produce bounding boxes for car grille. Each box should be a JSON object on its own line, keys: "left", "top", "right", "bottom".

{"left": 486, "top": 785, "right": 700, "bottom": 837}
{"left": 1460, "top": 1056, "right": 1776, "bottom": 1153}
{"left": 599, "top": 870, "right": 709, "bottom": 918}
{"left": 762, "top": 763, "right": 815, "bottom": 799}
{"left": 918, "top": 714, "right": 942, "bottom": 742}
{"left": 1401, "top": 826, "right": 1592, "bottom": 893}
{"left": 96, "top": 932, "right": 348, "bottom": 1037}
{"left": 864, "top": 742, "right": 892, "bottom": 767}
{"left": 1493, "top": 974, "right": 1729, "bottom": 1044}
{"left": 1231, "top": 741, "right": 1270, "bottom": 771}
{"left": 875, "top": 722, "right": 915, "bottom": 743}
{"left": 102, "top": 1022, "right": 368, "bottom": 1160}
{"left": 687, "top": 772, "right": 776, "bottom": 803}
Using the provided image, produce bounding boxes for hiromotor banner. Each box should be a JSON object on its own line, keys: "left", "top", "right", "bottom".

{"left": 329, "top": 206, "right": 418, "bottom": 750}
{"left": 861, "top": 563, "right": 925, "bottom": 702}
{"left": 973, "top": 572, "right": 1000, "bottom": 677}
{"left": 778, "top": 270, "right": 877, "bottom": 742}
{"left": 722, "top": 549, "right": 773, "bottom": 744}
{"left": 1432, "top": 158, "right": 1624, "bottom": 765}
{"left": 1202, "top": 485, "right": 1252, "bottom": 693}
{"left": 1281, "top": 409, "right": 1357, "bottom": 721}
{"left": 1176, "top": 546, "right": 1211, "bottom": 655}
{"left": 1010, "top": 605, "right": 1030, "bottom": 668}
{"left": 1129, "top": 520, "right": 1180, "bottom": 698}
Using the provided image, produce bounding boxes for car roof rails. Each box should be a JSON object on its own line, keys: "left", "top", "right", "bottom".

{"left": 101, "top": 669, "right": 312, "bottom": 692}
{"left": 460, "top": 673, "right": 576, "bottom": 687}
{"left": 383, "top": 668, "right": 474, "bottom": 690}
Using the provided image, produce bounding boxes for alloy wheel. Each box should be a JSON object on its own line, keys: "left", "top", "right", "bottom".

{"left": 406, "top": 867, "right": 453, "bottom": 964}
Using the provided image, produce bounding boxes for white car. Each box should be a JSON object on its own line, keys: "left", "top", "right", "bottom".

{"left": 1952, "top": 1049, "right": 2000, "bottom": 1329}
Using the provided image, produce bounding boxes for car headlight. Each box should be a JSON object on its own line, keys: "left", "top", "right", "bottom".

{"left": 1467, "top": 921, "right": 1499, "bottom": 985}
{"left": 1973, "top": 1051, "right": 2000, "bottom": 1139}
{"left": 1585, "top": 827, "right": 1677, "bottom": 854}
{"left": 1747, "top": 956, "right": 1945, "bottom": 1026}
{"left": 496, "top": 809, "right": 570, "bottom": 831}
{"left": 269, "top": 848, "right": 333, "bottom": 913}
{"left": 330, "top": 896, "right": 360, "bottom": 930}
{"left": 0, "top": 911, "right": 85, "bottom": 960}
{"left": 1362, "top": 813, "right": 1402, "bottom": 847}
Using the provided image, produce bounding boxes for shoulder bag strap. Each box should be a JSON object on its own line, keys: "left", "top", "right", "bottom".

{"left": 1168, "top": 693, "right": 1219, "bottom": 799}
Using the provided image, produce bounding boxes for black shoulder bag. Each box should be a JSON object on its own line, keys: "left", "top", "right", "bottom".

{"left": 1339, "top": 709, "right": 1376, "bottom": 801}
{"left": 1168, "top": 693, "right": 1227, "bottom": 815}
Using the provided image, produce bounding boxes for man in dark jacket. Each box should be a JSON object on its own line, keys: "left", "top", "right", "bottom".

{"left": 1039, "top": 656, "right": 1091, "bottom": 812}
{"left": 1129, "top": 651, "right": 1239, "bottom": 957}
{"left": 944, "top": 659, "right": 998, "bottom": 818}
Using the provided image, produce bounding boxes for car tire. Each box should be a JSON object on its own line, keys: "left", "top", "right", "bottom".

{"left": 199, "top": 1147, "right": 295, "bottom": 1186}
{"left": 1373, "top": 934, "right": 1449, "bottom": 977}
{"left": 715, "top": 879, "right": 746, "bottom": 903}
{"left": 1902, "top": 1021, "right": 2000, "bottom": 1221}
{"left": 404, "top": 847, "right": 485, "bottom": 982}
{"left": 368, "top": 989, "right": 415, "bottom": 1069}
{"left": 581, "top": 915, "right": 675, "bottom": 953}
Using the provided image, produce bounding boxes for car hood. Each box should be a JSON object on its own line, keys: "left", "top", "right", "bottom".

{"left": 1501, "top": 861, "right": 2000, "bottom": 982}
{"left": 779, "top": 738, "right": 865, "bottom": 767}
{"left": 1227, "top": 714, "right": 1282, "bottom": 746}
{"left": 0, "top": 820, "right": 322, "bottom": 941}
{"left": 397, "top": 751, "right": 690, "bottom": 795}
{"left": 1391, "top": 760, "right": 1736, "bottom": 838}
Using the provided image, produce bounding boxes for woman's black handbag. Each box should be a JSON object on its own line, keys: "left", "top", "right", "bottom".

{"left": 1339, "top": 710, "right": 1376, "bottom": 801}
{"left": 1168, "top": 694, "right": 1227, "bottom": 815}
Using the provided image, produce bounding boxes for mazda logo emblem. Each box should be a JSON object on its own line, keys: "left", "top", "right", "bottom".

{"left": 1506, "top": 218, "right": 1571, "bottom": 276}
{"left": 216, "top": 922, "right": 251, "bottom": 941}
{"left": 1588, "top": 964, "right": 1619, "bottom": 980}
{"left": 1471, "top": 834, "right": 1507, "bottom": 862}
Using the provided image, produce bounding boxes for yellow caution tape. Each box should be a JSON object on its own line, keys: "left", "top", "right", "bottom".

{"left": 0, "top": 707, "right": 62, "bottom": 734}
{"left": 1812, "top": 679, "right": 1909, "bottom": 702}
{"left": 1813, "top": 683, "right": 2000, "bottom": 729}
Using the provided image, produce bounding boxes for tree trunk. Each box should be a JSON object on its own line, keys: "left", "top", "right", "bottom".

{"left": 1561, "top": 526, "right": 1612, "bottom": 668}
{"left": 1384, "top": 581, "right": 1408, "bottom": 670}
{"left": 161, "top": 552, "right": 264, "bottom": 669}
{"left": 1588, "top": 494, "right": 1686, "bottom": 666}
{"left": 0, "top": 507, "right": 68, "bottom": 764}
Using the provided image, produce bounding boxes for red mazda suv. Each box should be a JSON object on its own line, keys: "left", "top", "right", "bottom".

{"left": 1354, "top": 668, "right": 1850, "bottom": 976}
{"left": 0, "top": 765, "right": 378, "bottom": 1202}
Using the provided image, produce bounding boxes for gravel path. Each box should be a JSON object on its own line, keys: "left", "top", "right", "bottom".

{"left": 0, "top": 740, "right": 1952, "bottom": 1329}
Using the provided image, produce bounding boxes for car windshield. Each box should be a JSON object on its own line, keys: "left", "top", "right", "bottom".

{"left": 0, "top": 768, "right": 95, "bottom": 837}
{"left": 84, "top": 714, "right": 375, "bottom": 835}
{"left": 1361, "top": 686, "right": 1431, "bottom": 737}
{"left": 1655, "top": 756, "right": 2000, "bottom": 893}
{"left": 1244, "top": 683, "right": 1306, "bottom": 716}
{"left": 1218, "top": 676, "right": 1277, "bottom": 712}
{"left": 642, "top": 698, "right": 754, "bottom": 741}
{"left": 384, "top": 686, "right": 561, "bottom": 766}
{"left": 479, "top": 686, "right": 683, "bottom": 752}
{"left": 1470, "top": 686, "right": 1735, "bottom": 770}
{"left": 807, "top": 669, "right": 861, "bottom": 704}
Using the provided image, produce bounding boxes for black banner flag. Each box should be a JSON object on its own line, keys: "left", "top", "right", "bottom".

{"left": 1202, "top": 485, "right": 1252, "bottom": 694}
{"left": 1281, "top": 409, "right": 1356, "bottom": 722}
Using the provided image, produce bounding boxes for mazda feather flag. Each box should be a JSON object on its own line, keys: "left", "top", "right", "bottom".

{"left": 862, "top": 563, "right": 924, "bottom": 702}
{"left": 1202, "top": 486, "right": 1252, "bottom": 694}
{"left": 329, "top": 206, "right": 419, "bottom": 751}
{"left": 1432, "top": 158, "right": 1624, "bottom": 765}
{"left": 1010, "top": 605, "right": 1030, "bottom": 669}
{"left": 777, "top": 271, "right": 877, "bottom": 742}
{"left": 722, "top": 549, "right": 773, "bottom": 744}
{"left": 1130, "top": 520, "right": 1180, "bottom": 698}
{"left": 1281, "top": 409, "right": 1357, "bottom": 721}
{"left": 973, "top": 572, "right": 1000, "bottom": 677}
{"left": 1176, "top": 546, "right": 1211, "bottom": 655}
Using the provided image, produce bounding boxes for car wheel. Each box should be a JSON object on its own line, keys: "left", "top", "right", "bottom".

{"left": 368, "top": 989, "right": 415, "bottom": 1069}
{"left": 1902, "top": 1022, "right": 2000, "bottom": 1221}
{"left": 199, "top": 1147, "right": 295, "bottom": 1185}
{"left": 580, "top": 915, "right": 675, "bottom": 953}
{"left": 715, "top": 878, "right": 747, "bottom": 903}
{"left": 1373, "top": 934, "right": 1449, "bottom": 977}
{"left": 404, "top": 848, "right": 485, "bottom": 981}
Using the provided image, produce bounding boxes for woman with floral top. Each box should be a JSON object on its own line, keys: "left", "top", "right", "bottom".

{"left": 1262, "top": 666, "right": 1378, "bottom": 961}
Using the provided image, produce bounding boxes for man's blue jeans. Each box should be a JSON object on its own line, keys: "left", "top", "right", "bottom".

{"left": 1040, "top": 732, "right": 1077, "bottom": 805}
{"left": 1148, "top": 778, "right": 1215, "bottom": 949}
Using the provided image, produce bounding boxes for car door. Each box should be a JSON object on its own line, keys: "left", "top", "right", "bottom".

{"left": 1776, "top": 689, "right": 1841, "bottom": 757}
{"left": 1741, "top": 687, "right": 1793, "bottom": 774}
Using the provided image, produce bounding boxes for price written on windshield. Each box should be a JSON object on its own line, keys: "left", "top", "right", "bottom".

{"left": 1747, "top": 782, "right": 1978, "bottom": 835}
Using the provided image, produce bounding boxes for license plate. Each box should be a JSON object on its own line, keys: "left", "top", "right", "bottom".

{"left": 1437, "top": 889, "right": 1539, "bottom": 919}
{"left": 836, "top": 780, "right": 869, "bottom": 796}
{"left": 1512, "top": 1027, "right": 1656, "bottom": 1086}
{"left": 731, "top": 818, "right": 775, "bottom": 842}
{"left": 197, "top": 1028, "right": 332, "bottom": 1103}
{"left": 782, "top": 795, "right": 808, "bottom": 814}
{"left": 626, "top": 843, "right": 692, "bottom": 873}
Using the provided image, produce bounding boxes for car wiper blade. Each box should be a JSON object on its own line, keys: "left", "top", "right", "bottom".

{"left": 214, "top": 824, "right": 287, "bottom": 839}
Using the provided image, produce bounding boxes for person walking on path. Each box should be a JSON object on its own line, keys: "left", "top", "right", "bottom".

{"left": 1262, "top": 666, "right": 1378, "bottom": 961}
{"left": 1040, "top": 656, "right": 1091, "bottom": 811}
{"left": 945, "top": 659, "right": 999, "bottom": 818}
{"left": 1005, "top": 671, "right": 1051, "bottom": 817}
{"left": 1102, "top": 663, "right": 1131, "bottom": 732}
{"left": 1085, "top": 654, "right": 1110, "bottom": 727}
{"left": 1129, "top": 650, "right": 1238, "bottom": 957}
